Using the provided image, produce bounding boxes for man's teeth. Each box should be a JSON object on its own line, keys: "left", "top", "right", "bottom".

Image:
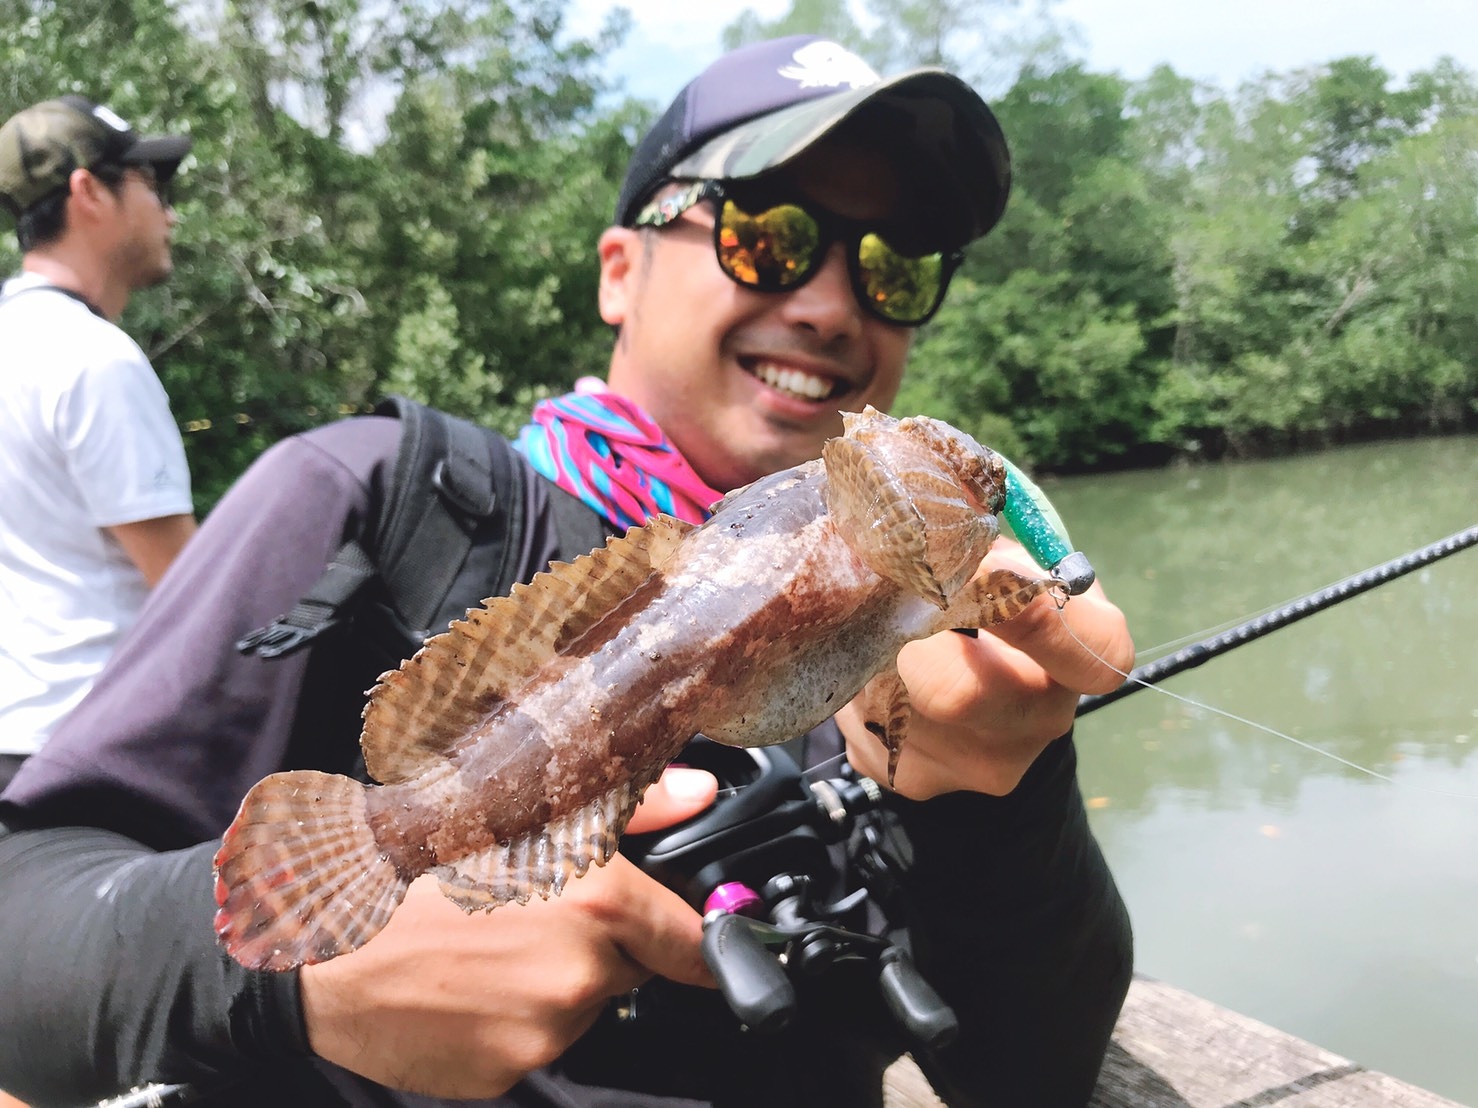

{"left": 753, "top": 363, "right": 836, "bottom": 400}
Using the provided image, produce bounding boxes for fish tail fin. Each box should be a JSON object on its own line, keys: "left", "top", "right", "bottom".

{"left": 212, "top": 770, "right": 411, "bottom": 970}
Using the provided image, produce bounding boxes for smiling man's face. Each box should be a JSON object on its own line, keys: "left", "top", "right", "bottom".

{"left": 598, "top": 139, "right": 920, "bottom": 493}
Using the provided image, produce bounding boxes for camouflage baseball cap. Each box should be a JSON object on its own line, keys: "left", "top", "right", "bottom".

{"left": 615, "top": 36, "right": 1010, "bottom": 248}
{"left": 0, "top": 95, "right": 191, "bottom": 217}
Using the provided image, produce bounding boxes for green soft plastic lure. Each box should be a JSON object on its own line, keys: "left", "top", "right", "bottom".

{"left": 999, "top": 456, "right": 1096, "bottom": 596}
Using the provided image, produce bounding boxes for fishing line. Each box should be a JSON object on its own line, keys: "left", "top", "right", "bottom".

{"left": 1053, "top": 606, "right": 1478, "bottom": 801}
{"left": 707, "top": 750, "right": 853, "bottom": 801}
{"left": 1131, "top": 600, "right": 1292, "bottom": 663}
{"left": 711, "top": 525, "right": 1478, "bottom": 801}
{"left": 798, "top": 750, "right": 854, "bottom": 784}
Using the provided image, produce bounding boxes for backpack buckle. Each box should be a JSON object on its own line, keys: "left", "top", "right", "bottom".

{"left": 235, "top": 607, "right": 342, "bottom": 659}
{"left": 432, "top": 458, "right": 497, "bottom": 518}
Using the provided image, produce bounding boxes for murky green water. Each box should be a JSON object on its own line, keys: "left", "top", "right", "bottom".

{"left": 1046, "top": 434, "right": 1478, "bottom": 1105}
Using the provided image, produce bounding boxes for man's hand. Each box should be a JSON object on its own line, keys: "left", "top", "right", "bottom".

{"left": 626, "top": 765, "right": 718, "bottom": 834}
{"left": 839, "top": 536, "right": 1133, "bottom": 800}
{"left": 300, "top": 766, "right": 717, "bottom": 1098}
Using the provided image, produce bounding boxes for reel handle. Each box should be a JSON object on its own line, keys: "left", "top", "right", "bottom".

{"left": 878, "top": 948, "right": 959, "bottom": 1049}
{"left": 701, "top": 912, "right": 796, "bottom": 1034}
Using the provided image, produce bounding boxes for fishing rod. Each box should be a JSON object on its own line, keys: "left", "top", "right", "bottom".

{"left": 1075, "top": 523, "right": 1478, "bottom": 717}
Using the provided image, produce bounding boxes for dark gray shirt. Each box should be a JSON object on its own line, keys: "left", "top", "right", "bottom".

{"left": 0, "top": 415, "right": 1131, "bottom": 1108}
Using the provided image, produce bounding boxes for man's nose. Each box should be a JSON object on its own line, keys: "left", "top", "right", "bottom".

{"left": 776, "top": 242, "right": 863, "bottom": 339}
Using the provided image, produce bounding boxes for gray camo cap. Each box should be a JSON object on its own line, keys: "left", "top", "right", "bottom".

{"left": 0, "top": 95, "right": 191, "bottom": 217}
{"left": 616, "top": 35, "right": 1011, "bottom": 247}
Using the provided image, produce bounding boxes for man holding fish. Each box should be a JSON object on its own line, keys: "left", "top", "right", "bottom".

{"left": 0, "top": 35, "right": 1134, "bottom": 1108}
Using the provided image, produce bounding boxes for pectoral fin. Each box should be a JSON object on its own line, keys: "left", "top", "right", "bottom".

{"left": 822, "top": 434, "right": 945, "bottom": 607}
{"left": 822, "top": 414, "right": 1002, "bottom": 608}
{"left": 941, "top": 568, "right": 1055, "bottom": 631}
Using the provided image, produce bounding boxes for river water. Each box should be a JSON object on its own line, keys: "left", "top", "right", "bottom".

{"left": 1043, "top": 433, "right": 1478, "bottom": 1104}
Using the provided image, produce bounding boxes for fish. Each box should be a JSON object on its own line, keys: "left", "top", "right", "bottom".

{"left": 212, "top": 407, "right": 1059, "bottom": 971}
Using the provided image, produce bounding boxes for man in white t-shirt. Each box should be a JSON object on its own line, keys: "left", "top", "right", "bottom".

{"left": 0, "top": 96, "right": 197, "bottom": 786}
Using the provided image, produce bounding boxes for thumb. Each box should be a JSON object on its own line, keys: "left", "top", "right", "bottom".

{"left": 600, "top": 855, "right": 715, "bottom": 988}
{"left": 627, "top": 765, "right": 718, "bottom": 834}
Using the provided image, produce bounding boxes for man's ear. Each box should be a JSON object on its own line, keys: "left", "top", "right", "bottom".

{"left": 597, "top": 226, "right": 641, "bottom": 326}
{"left": 66, "top": 167, "right": 117, "bottom": 226}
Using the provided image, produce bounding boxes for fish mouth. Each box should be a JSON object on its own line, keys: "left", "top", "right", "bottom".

{"left": 743, "top": 357, "right": 848, "bottom": 404}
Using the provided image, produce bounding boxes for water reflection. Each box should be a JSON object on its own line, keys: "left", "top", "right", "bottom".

{"left": 1040, "top": 434, "right": 1478, "bottom": 1103}
{"left": 1050, "top": 434, "right": 1478, "bottom": 812}
{"left": 1077, "top": 569, "right": 1478, "bottom": 814}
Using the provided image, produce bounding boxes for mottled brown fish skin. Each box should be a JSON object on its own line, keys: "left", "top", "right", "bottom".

{"left": 359, "top": 508, "right": 895, "bottom": 878}
{"left": 213, "top": 408, "right": 1053, "bottom": 971}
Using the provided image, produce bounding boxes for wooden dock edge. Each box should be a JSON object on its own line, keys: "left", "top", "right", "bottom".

{"left": 1089, "top": 975, "right": 1465, "bottom": 1107}
{"left": 2, "top": 977, "right": 1461, "bottom": 1108}
{"left": 878, "top": 974, "right": 1463, "bottom": 1107}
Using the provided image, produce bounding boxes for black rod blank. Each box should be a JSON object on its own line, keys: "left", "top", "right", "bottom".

{"left": 1076, "top": 524, "right": 1478, "bottom": 717}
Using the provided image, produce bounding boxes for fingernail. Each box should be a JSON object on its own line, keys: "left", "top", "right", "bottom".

{"left": 662, "top": 766, "right": 717, "bottom": 800}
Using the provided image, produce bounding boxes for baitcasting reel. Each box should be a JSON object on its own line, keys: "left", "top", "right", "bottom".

{"left": 625, "top": 738, "right": 959, "bottom": 1050}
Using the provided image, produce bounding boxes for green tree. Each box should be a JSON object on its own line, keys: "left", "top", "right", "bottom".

{"left": 721, "top": 0, "right": 871, "bottom": 55}
{"left": 1298, "top": 55, "right": 1431, "bottom": 204}
{"left": 6, "top": 5, "right": 1473, "bottom": 499}
{"left": 2, "top": 0, "right": 635, "bottom": 507}
{"left": 910, "top": 64, "right": 1171, "bottom": 467}
{"left": 355, "top": 6, "right": 634, "bottom": 434}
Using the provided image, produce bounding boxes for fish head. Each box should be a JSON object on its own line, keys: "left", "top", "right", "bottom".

{"left": 883, "top": 412, "right": 1008, "bottom": 518}
{"left": 826, "top": 407, "right": 1007, "bottom": 606}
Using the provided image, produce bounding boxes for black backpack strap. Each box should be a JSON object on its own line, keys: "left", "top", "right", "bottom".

{"left": 233, "top": 537, "right": 379, "bottom": 658}
{"left": 544, "top": 480, "right": 616, "bottom": 563}
{"left": 237, "top": 396, "right": 520, "bottom": 659}
{"left": 373, "top": 395, "right": 518, "bottom": 634}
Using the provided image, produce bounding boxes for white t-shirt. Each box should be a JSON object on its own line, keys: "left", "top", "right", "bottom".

{"left": 0, "top": 273, "right": 193, "bottom": 755}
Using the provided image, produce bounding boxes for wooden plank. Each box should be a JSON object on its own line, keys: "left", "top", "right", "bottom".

{"left": 1092, "top": 976, "right": 1464, "bottom": 1107}
{"left": 5, "top": 977, "right": 1461, "bottom": 1108}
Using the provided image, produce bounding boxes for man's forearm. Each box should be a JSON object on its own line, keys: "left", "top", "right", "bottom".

{"left": 0, "top": 826, "right": 305, "bottom": 1104}
{"left": 107, "top": 513, "right": 198, "bottom": 587}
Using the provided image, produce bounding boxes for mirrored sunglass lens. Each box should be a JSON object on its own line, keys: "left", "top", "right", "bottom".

{"left": 857, "top": 233, "right": 944, "bottom": 322}
{"left": 717, "top": 201, "right": 820, "bottom": 289}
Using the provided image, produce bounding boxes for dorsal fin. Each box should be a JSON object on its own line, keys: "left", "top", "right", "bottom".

{"left": 360, "top": 514, "right": 694, "bottom": 784}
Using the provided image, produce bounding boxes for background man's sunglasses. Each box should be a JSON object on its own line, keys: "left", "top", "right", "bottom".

{"left": 634, "top": 179, "right": 962, "bottom": 326}
{"left": 123, "top": 165, "right": 173, "bottom": 207}
{"left": 87, "top": 163, "right": 174, "bottom": 208}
